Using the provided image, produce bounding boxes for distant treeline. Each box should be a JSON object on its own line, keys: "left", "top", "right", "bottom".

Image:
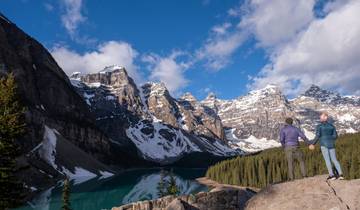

{"left": 206, "top": 133, "right": 360, "bottom": 188}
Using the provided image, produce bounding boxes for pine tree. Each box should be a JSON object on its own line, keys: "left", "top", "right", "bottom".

{"left": 206, "top": 133, "right": 360, "bottom": 188}
{"left": 166, "top": 170, "right": 180, "bottom": 196}
{"left": 156, "top": 170, "right": 167, "bottom": 197}
{"left": 0, "top": 73, "right": 26, "bottom": 209}
{"left": 61, "top": 177, "right": 71, "bottom": 210}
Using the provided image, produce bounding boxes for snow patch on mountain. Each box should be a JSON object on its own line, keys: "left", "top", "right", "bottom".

{"left": 345, "top": 127, "right": 357, "bottom": 133}
{"left": 99, "top": 65, "right": 125, "bottom": 73}
{"left": 126, "top": 120, "right": 201, "bottom": 162}
{"left": 303, "top": 128, "right": 315, "bottom": 140}
{"left": 38, "top": 126, "right": 59, "bottom": 169}
{"left": 61, "top": 167, "right": 98, "bottom": 185}
{"left": 225, "top": 128, "right": 281, "bottom": 153}
{"left": 338, "top": 113, "right": 356, "bottom": 123}
{"left": 99, "top": 171, "right": 115, "bottom": 180}
{"left": 83, "top": 92, "right": 95, "bottom": 106}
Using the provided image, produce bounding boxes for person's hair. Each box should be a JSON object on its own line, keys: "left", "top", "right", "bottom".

{"left": 285, "top": 117, "right": 293, "bottom": 125}
{"left": 320, "top": 111, "right": 329, "bottom": 117}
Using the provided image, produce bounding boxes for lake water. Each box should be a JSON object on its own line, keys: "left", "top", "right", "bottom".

{"left": 15, "top": 168, "right": 208, "bottom": 210}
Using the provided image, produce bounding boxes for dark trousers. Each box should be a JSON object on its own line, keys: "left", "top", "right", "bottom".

{"left": 285, "top": 146, "right": 306, "bottom": 180}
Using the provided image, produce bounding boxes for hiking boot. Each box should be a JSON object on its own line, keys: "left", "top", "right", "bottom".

{"left": 338, "top": 175, "right": 345, "bottom": 180}
{"left": 327, "top": 175, "right": 336, "bottom": 180}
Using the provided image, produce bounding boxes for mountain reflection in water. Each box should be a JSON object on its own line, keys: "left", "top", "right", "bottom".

{"left": 15, "top": 168, "right": 208, "bottom": 210}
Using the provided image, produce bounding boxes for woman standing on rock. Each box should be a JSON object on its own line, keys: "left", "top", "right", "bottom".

{"left": 310, "top": 112, "right": 344, "bottom": 180}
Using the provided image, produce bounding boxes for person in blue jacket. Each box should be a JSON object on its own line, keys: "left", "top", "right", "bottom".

{"left": 311, "top": 112, "right": 344, "bottom": 180}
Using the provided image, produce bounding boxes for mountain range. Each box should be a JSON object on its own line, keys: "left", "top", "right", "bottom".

{"left": 0, "top": 14, "right": 359, "bottom": 192}
{"left": 72, "top": 66, "right": 360, "bottom": 155}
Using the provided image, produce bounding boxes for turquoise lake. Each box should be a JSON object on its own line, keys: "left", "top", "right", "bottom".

{"left": 15, "top": 168, "right": 208, "bottom": 210}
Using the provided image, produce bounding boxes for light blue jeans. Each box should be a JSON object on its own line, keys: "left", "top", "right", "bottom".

{"left": 321, "top": 146, "right": 343, "bottom": 176}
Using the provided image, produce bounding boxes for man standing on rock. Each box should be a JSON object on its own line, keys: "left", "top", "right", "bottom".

{"left": 280, "top": 118, "right": 310, "bottom": 180}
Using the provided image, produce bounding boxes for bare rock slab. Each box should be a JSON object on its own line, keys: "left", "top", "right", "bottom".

{"left": 245, "top": 175, "right": 359, "bottom": 210}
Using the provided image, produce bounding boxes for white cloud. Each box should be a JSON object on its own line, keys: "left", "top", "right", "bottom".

{"left": 196, "top": 0, "right": 315, "bottom": 72}
{"left": 227, "top": 8, "right": 240, "bottom": 17}
{"left": 144, "top": 52, "right": 190, "bottom": 94}
{"left": 250, "top": 0, "right": 360, "bottom": 95}
{"left": 197, "top": 29, "right": 247, "bottom": 71}
{"left": 322, "top": 0, "right": 352, "bottom": 14}
{"left": 51, "top": 41, "right": 143, "bottom": 83}
{"left": 240, "top": 0, "right": 315, "bottom": 47}
{"left": 44, "top": 3, "right": 54, "bottom": 12}
{"left": 60, "top": 0, "right": 86, "bottom": 37}
{"left": 211, "top": 22, "right": 232, "bottom": 35}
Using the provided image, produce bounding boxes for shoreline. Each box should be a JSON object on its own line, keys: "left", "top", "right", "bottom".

{"left": 195, "top": 176, "right": 260, "bottom": 192}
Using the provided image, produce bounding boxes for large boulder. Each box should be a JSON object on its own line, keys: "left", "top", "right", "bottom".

{"left": 245, "top": 175, "right": 359, "bottom": 210}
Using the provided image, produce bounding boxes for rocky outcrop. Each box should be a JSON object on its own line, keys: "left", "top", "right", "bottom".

{"left": 246, "top": 175, "right": 360, "bottom": 210}
{"left": 141, "top": 82, "right": 225, "bottom": 140}
{"left": 79, "top": 65, "right": 145, "bottom": 115}
{"left": 113, "top": 176, "right": 360, "bottom": 210}
{"left": 178, "top": 92, "right": 224, "bottom": 141}
{"left": 112, "top": 187, "right": 255, "bottom": 210}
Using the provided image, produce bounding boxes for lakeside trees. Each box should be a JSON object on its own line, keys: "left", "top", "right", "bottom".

{"left": 0, "top": 74, "right": 26, "bottom": 209}
{"left": 156, "top": 170, "right": 180, "bottom": 197}
{"left": 206, "top": 133, "right": 360, "bottom": 188}
{"left": 61, "top": 177, "right": 72, "bottom": 210}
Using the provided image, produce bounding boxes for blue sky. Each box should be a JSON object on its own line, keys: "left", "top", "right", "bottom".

{"left": 1, "top": 0, "right": 360, "bottom": 99}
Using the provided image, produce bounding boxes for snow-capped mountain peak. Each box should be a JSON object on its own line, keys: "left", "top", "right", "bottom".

{"left": 303, "top": 84, "right": 360, "bottom": 106}
{"left": 205, "top": 92, "right": 217, "bottom": 100}
{"left": 69, "top": 71, "right": 81, "bottom": 80}
{"left": 180, "top": 92, "right": 197, "bottom": 102}
{"left": 99, "top": 65, "right": 125, "bottom": 74}
{"left": 142, "top": 82, "right": 169, "bottom": 97}
{"left": 304, "top": 84, "right": 340, "bottom": 102}
{"left": 246, "top": 84, "right": 282, "bottom": 99}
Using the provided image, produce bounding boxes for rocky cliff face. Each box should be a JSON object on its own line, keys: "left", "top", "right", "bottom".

{"left": 201, "top": 85, "right": 294, "bottom": 152}
{"left": 201, "top": 85, "right": 360, "bottom": 152}
{"left": 304, "top": 84, "right": 360, "bottom": 106}
{"left": 0, "top": 14, "right": 124, "bottom": 192}
{"left": 71, "top": 67, "right": 238, "bottom": 164}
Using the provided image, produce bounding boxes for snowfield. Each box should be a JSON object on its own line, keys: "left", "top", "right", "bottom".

{"left": 126, "top": 120, "right": 240, "bottom": 163}
{"left": 37, "top": 125, "right": 114, "bottom": 185}
{"left": 126, "top": 120, "right": 201, "bottom": 161}
{"left": 226, "top": 128, "right": 281, "bottom": 153}
{"left": 38, "top": 126, "right": 59, "bottom": 169}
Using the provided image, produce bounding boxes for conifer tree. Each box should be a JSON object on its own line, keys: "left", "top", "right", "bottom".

{"left": 206, "top": 133, "right": 360, "bottom": 188}
{"left": 0, "top": 73, "right": 26, "bottom": 209}
{"left": 156, "top": 170, "right": 167, "bottom": 197}
{"left": 166, "top": 170, "right": 180, "bottom": 196}
{"left": 61, "top": 177, "right": 71, "bottom": 210}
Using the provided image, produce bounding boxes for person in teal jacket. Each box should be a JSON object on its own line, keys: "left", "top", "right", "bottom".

{"left": 311, "top": 112, "right": 344, "bottom": 180}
